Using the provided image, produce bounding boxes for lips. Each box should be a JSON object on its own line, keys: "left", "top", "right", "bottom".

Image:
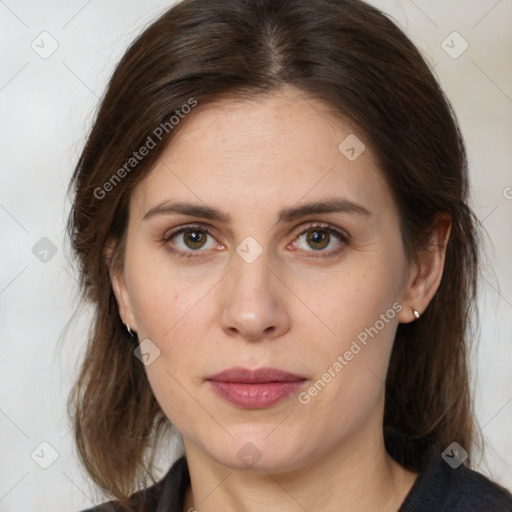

{"left": 207, "top": 366, "right": 306, "bottom": 383}
{"left": 206, "top": 367, "right": 307, "bottom": 409}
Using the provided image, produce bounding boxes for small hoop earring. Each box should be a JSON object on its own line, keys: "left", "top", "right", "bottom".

{"left": 412, "top": 308, "right": 421, "bottom": 320}
{"left": 126, "top": 323, "right": 135, "bottom": 337}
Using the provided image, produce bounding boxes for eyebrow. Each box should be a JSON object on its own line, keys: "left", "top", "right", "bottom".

{"left": 142, "top": 197, "right": 371, "bottom": 224}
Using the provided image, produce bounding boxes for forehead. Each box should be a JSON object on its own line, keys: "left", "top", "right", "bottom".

{"left": 131, "top": 87, "right": 396, "bottom": 224}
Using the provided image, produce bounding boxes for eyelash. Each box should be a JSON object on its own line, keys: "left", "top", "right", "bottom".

{"left": 160, "top": 222, "right": 349, "bottom": 260}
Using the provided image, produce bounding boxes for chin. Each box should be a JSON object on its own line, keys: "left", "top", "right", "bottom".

{"left": 202, "top": 428, "right": 311, "bottom": 473}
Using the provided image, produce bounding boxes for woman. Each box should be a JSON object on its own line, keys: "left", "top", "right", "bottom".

{"left": 67, "top": 0, "right": 512, "bottom": 510}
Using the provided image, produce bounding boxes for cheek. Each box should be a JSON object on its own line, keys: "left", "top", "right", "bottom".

{"left": 125, "top": 244, "right": 215, "bottom": 340}
{"left": 288, "top": 254, "right": 404, "bottom": 345}
{"left": 128, "top": 275, "right": 212, "bottom": 433}
{"left": 295, "top": 294, "right": 400, "bottom": 442}
{"left": 291, "top": 255, "right": 404, "bottom": 406}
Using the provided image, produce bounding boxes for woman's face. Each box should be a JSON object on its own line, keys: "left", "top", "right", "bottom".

{"left": 113, "top": 86, "right": 418, "bottom": 472}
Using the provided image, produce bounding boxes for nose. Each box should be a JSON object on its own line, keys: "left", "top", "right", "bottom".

{"left": 219, "top": 251, "right": 291, "bottom": 342}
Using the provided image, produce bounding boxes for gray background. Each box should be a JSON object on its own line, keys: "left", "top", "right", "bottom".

{"left": 1, "top": 0, "right": 511, "bottom": 510}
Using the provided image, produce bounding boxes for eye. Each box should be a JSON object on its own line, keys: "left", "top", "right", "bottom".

{"left": 161, "top": 222, "right": 349, "bottom": 260}
{"left": 290, "top": 223, "right": 348, "bottom": 257}
{"left": 162, "top": 225, "right": 220, "bottom": 258}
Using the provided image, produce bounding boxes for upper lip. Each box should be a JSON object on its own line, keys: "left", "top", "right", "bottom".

{"left": 207, "top": 367, "right": 306, "bottom": 383}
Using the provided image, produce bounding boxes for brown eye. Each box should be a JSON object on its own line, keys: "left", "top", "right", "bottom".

{"left": 182, "top": 228, "right": 208, "bottom": 250}
{"left": 306, "top": 229, "right": 331, "bottom": 250}
{"left": 291, "top": 223, "right": 348, "bottom": 257}
{"left": 163, "top": 225, "right": 218, "bottom": 257}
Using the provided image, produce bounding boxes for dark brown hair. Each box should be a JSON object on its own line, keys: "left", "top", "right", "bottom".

{"left": 67, "top": 0, "right": 482, "bottom": 504}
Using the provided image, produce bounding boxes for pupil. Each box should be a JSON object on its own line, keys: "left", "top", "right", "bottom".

{"left": 307, "top": 230, "right": 329, "bottom": 250}
{"left": 186, "top": 230, "right": 204, "bottom": 248}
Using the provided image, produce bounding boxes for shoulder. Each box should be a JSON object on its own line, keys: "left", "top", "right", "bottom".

{"left": 400, "top": 449, "right": 512, "bottom": 512}
{"left": 78, "top": 456, "right": 189, "bottom": 512}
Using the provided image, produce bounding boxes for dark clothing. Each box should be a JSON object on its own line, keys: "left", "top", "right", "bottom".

{"left": 396, "top": 448, "right": 512, "bottom": 511}
{"left": 81, "top": 448, "right": 512, "bottom": 512}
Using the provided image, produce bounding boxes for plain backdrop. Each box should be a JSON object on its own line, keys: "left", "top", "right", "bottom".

{"left": 0, "top": 0, "right": 511, "bottom": 510}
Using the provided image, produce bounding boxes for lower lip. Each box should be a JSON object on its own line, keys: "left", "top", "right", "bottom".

{"left": 208, "top": 380, "right": 306, "bottom": 409}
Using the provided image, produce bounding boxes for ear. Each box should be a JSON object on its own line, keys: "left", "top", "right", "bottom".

{"left": 398, "top": 213, "right": 452, "bottom": 323}
{"left": 104, "top": 238, "right": 138, "bottom": 331}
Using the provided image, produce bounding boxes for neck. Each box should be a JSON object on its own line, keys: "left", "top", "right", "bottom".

{"left": 182, "top": 419, "right": 418, "bottom": 512}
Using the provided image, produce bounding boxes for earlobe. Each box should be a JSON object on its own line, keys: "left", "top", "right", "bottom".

{"left": 398, "top": 213, "right": 452, "bottom": 324}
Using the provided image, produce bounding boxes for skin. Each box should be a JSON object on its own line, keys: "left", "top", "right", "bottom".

{"left": 109, "top": 85, "right": 451, "bottom": 512}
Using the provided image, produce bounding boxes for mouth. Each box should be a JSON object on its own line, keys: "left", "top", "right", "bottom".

{"left": 206, "top": 367, "right": 308, "bottom": 409}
